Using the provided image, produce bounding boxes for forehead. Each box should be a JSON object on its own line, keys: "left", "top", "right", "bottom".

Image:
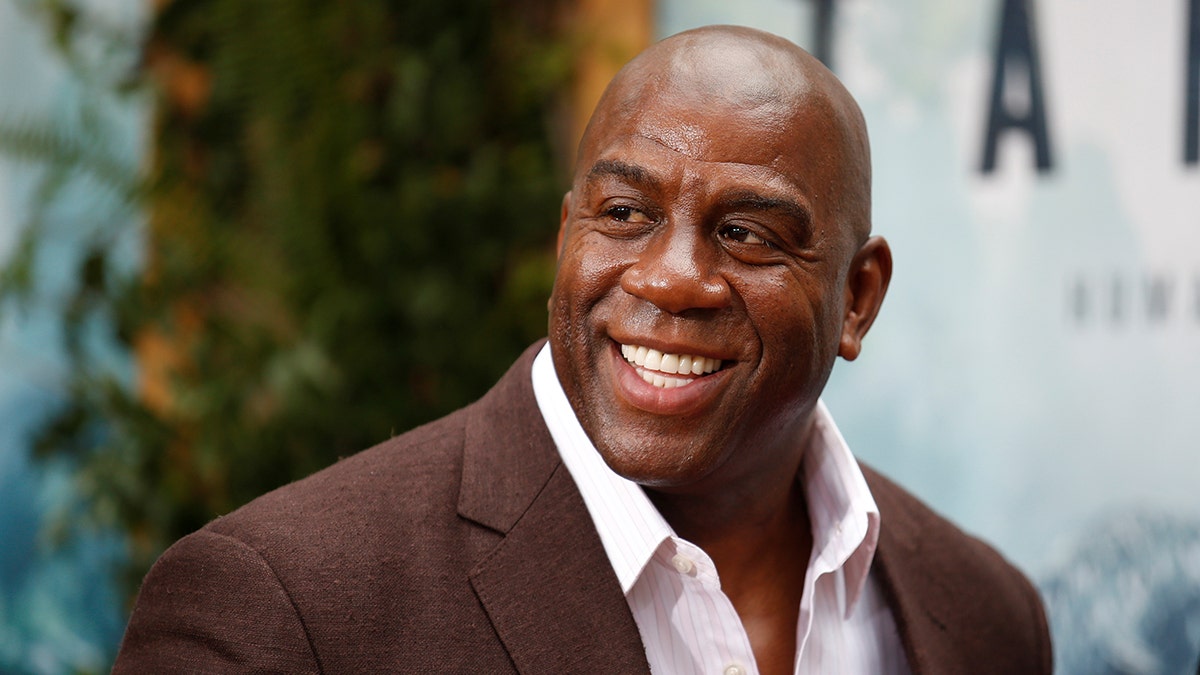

{"left": 579, "top": 87, "right": 847, "bottom": 206}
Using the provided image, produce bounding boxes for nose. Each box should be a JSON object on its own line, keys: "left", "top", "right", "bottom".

{"left": 620, "top": 224, "right": 731, "bottom": 314}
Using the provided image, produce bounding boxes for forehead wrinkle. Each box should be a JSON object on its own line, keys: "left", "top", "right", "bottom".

{"left": 637, "top": 132, "right": 796, "bottom": 185}
{"left": 638, "top": 120, "right": 710, "bottom": 157}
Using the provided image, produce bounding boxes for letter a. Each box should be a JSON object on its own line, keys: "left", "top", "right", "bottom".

{"left": 981, "top": 0, "right": 1054, "bottom": 173}
{"left": 1186, "top": 0, "right": 1199, "bottom": 165}
{"left": 812, "top": 0, "right": 837, "bottom": 68}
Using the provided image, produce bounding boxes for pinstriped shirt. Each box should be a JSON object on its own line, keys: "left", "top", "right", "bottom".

{"left": 531, "top": 345, "right": 910, "bottom": 674}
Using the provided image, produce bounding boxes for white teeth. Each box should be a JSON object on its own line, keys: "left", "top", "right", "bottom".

{"left": 638, "top": 369, "right": 694, "bottom": 389}
{"left": 644, "top": 349, "right": 662, "bottom": 370}
{"left": 618, "top": 342, "right": 723, "bottom": 387}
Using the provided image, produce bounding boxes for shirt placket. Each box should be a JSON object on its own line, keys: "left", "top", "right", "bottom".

{"left": 666, "top": 538, "right": 760, "bottom": 675}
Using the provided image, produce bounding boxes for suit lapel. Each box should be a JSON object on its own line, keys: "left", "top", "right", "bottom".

{"left": 458, "top": 343, "right": 651, "bottom": 674}
{"left": 862, "top": 465, "right": 957, "bottom": 675}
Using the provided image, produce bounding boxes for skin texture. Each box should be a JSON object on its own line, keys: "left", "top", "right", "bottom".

{"left": 547, "top": 25, "right": 892, "bottom": 674}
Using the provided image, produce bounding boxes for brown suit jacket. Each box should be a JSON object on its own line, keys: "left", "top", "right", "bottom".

{"left": 114, "top": 343, "right": 1052, "bottom": 673}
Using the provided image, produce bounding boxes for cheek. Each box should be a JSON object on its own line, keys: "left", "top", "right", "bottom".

{"left": 555, "top": 234, "right": 632, "bottom": 311}
{"left": 746, "top": 271, "right": 841, "bottom": 374}
{"left": 549, "top": 235, "right": 627, "bottom": 348}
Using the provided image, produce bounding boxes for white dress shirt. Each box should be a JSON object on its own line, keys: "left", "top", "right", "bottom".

{"left": 531, "top": 344, "right": 910, "bottom": 675}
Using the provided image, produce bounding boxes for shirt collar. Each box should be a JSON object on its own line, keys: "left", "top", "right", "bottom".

{"left": 530, "top": 343, "right": 880, "bottom": 615}
{"left": 531, "top": 344, "right": 670, "bottom": 593}
{"left": 802, "top": 398, "right": 882, "bottom": 617}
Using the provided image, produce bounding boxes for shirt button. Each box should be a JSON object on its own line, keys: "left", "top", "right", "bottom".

{"left": 723, "top": 665, "right": 746, "bottom": 675}
{"left": 670, "top": 554, "right": 694, "bottom": 575}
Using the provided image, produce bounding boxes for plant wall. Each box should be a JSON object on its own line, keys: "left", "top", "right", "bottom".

{"left": 3, "top": 0, "right": 571, "bottom": 599}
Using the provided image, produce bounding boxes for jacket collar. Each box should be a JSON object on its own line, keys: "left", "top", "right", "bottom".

{"left": 457, "top": 341, "right": 651, "bottom": 674}
{"left": 862, "top": 464, "right": 953, "bottom": 675}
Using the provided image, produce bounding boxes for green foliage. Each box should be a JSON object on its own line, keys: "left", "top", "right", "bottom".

{"left": 2, "top": 0, "right": 570, "bottom": 597}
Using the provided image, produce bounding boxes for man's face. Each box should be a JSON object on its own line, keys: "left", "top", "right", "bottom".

{"left": 548, "top": 76, "right": 863, "bottom": 495}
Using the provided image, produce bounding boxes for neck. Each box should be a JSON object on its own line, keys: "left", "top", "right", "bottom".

{"left": 647, "top": 474, "right": 812, "bottom": 575}
{"left": 645, "top": 409, "right": 817, "bottom": 558}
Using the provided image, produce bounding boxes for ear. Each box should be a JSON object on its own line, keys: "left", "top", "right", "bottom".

{"left": 556, "top": 191, "right": 572, "bottom": 260}
{"left": 838, "top": 236, "right": 893, "bottom": 361}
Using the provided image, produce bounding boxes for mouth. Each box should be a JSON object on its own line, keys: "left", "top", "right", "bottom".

{"left": 618, "top": 343, "right": 723, "bottom": 389}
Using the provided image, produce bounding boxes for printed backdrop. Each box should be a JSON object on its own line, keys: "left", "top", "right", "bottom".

{"left": 658, "top": 0, "right": 1200, "bottom": 671}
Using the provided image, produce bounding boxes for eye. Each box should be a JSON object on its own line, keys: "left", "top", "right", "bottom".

{"left": 606, "top": 205, "right": 653, "bottom": 223}
{"left": 720, "top": 225, "right": 774, "bottom": 248}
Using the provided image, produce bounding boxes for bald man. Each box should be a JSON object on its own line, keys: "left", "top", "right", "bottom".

{"left": 115, "top": 26, "right": 1052, "bottom": 674}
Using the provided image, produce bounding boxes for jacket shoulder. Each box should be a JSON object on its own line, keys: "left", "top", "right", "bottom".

{"left": 210, "top": 407, "right": 470, "bottom": 542}
{"left": 861, "top": 464, "right": 1054, "bottom": 674}
{"left": 117, "top": 343, "right": 564, "bottom": 671}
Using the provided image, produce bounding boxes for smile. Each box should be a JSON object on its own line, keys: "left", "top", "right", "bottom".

{"left": 619, "top": 343, "right": 722, "bottom": 389}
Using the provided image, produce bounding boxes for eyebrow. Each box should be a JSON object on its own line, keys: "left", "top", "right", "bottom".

{"left": 583, "top": 160, "right": 812, "bottom": 239}
{"left": 584, "top": 159, "right": 662, "bottom": 190}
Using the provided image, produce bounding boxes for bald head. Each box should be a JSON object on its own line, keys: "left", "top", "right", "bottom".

{"left": 577, "top": 25, "right": 872, "bottom": 242}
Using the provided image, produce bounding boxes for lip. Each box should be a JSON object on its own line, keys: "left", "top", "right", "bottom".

{"left": 606, "top": 331, "right": 736, "bottom": 362}
{"left": 608, "top": 340, "right": 732, "bottom": 416}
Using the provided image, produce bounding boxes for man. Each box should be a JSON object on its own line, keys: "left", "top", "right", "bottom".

{"left": 115, "top": 26, "right": 1052, "bottom": 674}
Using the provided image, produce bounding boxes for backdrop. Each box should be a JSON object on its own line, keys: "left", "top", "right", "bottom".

{"left": 659, "top": 1, "right": 1200, "bottom": 672}
{"left": 0, "top": 0, "right": 139, "bottom": 671}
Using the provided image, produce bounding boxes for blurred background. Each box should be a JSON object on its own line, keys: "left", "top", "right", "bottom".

{"left": 0, "top": 0, "right": 1196, "bottom": 672}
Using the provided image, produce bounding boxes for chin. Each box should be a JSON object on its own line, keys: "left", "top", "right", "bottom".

{"left": 592, "top": 436, "right": 724, "bottom": 490}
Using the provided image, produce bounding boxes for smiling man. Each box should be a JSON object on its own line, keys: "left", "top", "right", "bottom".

{"left": 115, "top": 26, "right": 1052, "bottom": 674}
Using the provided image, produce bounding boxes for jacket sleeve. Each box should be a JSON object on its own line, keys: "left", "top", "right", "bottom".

{"left": 113, "top": 528, "right": 321, "bottom": 674}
